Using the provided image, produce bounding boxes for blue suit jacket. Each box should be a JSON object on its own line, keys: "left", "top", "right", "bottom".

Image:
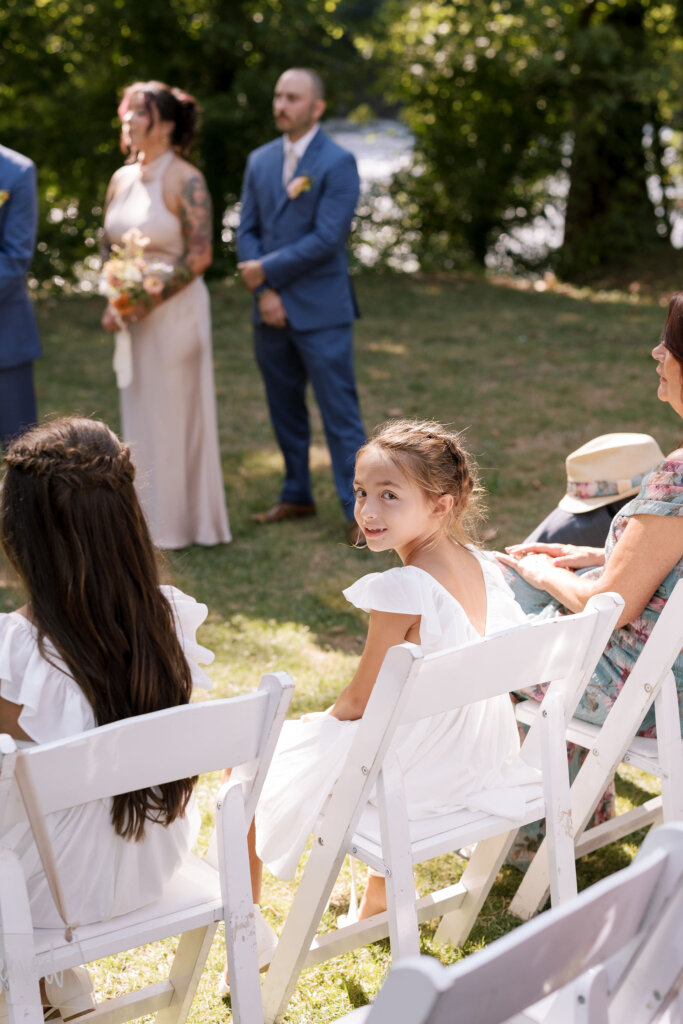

{"left": 0, "top": 145, "right": 41, "bottom": 369}
{"left": 236, "top": 128, "right": 359, "bottom": 331}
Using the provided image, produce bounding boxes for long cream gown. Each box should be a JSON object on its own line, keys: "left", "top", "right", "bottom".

{"left": 104, "top": 151, "right": 231, "bottom": 549}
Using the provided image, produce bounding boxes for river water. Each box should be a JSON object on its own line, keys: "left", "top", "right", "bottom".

{"left": 217, "top": 117, "right": 682, "bottom": 276}
{"left": 326, "top": 117, "right": 682, "bottom": 273}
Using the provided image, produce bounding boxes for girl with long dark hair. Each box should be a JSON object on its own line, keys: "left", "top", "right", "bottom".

{"left": 0, "top": 417, "right": 214, "bottom": 1016}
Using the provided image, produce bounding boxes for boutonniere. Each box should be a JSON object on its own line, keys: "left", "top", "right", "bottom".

{"left": 0, "top": 190, "right": 9, "bottom": 208}
{"left": 287, "top": 175, "right": 314, "bottom": 200}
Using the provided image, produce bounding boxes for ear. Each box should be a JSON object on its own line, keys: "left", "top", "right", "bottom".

{"left": 313, "top": 98, "right": 326, "bottom": 122}
{"left": 431, "top": 493, "right": 454, "bottom": 520}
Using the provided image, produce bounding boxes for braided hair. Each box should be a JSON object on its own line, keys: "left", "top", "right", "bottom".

{"left": 357, "top": 419, "right": 486, "bottom": 545}
{"left": 1, "top": 417, "right": 195, "bottom": 840}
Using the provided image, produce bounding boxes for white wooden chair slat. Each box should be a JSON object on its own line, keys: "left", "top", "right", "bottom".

{"left": 509, "top": 578, "right": 683, "bottom": 921}
{"left": 399, "top": 605, "right": 616, "bottom": 728}
{"left": 3, "top": 689, "right": 273, "bottom": 823}
{"left": 0, "top": 672, "right": 294, "bottom": 1024}
{"left": 336, "top": 822, "right": 683, "bottom": 1024}
{"left": 261, "top": 594, "right": 623, "bottom": 1024}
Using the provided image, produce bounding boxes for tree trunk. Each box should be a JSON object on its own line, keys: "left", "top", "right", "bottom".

{"left": 559, "top": 1, "right": 664, "bottom": 280}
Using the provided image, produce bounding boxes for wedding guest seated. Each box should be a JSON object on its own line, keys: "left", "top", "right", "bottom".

{"left": 498, "top": 293, "right": 683, "bottom": 864}
{"left": 220, "top": 418, "right": 540, "bottom": 993}
{"left": 0, "top": 417, "right": 214, "bottom": 1020}
{"left": 522, "top": 432, "right": 664, "bottom": 547}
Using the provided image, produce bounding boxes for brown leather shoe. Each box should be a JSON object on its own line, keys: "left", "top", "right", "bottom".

{"left": 348, "top": 522, "right": 367, "bottom": 548}
{"left": 251, "top": 501, "right": 316, "bottom": 525}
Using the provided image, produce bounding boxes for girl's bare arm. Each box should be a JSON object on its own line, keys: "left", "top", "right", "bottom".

{"left": 330, "top": 609, "right": 419, "bottom": 721}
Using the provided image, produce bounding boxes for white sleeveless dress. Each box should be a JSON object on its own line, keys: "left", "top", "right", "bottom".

{"left": 104, "top": 152, "right": 230, "bottom": 549}
{"left": 0, "top": 586, "right": 213, "bottom": 928}
{"left": 254, "top": 549, "right": 541, "bottom": 880}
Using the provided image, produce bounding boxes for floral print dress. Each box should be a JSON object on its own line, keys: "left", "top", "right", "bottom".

{"left": 502, "top": 458, "right": 683, "bottom": 866}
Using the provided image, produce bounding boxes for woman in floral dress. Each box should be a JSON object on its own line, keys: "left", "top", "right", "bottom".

{"left": 498, "top": 292, "right": 683, "bottom": 863}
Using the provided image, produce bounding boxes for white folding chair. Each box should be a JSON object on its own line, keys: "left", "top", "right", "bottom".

{"left": 510, "top": 578, "right": 683, "bottom": 921}
{"left": 260, "top": 593, "right": 623, "bottom": 1024}
{"left": 338, "top": 821, "right": 683, "bottom": 1024}
{"left": 0, "top": 672, "right": 293, "bottom": 1024}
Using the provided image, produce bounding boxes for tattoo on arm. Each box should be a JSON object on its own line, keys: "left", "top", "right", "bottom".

{"left": 162, "top": 174, "right": 213, "bottom": 301}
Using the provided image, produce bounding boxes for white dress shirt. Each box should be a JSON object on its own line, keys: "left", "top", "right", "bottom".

{"left": 282, "top": 124, "right": 319, "bottom": 186}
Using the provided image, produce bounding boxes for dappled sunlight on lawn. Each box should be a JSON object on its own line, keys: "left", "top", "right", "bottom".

{"left": 366, "top": 339, "right": 408, "bottom": 355}
{"left": 198, "top": 611, "right": 359, "bottom": 716}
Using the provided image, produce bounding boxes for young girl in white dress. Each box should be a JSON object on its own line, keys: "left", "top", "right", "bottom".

{"left": 0, "top": 417, "right": 214, "bottom": 1020}
{"left": 222, "top": 419, "right": 537, "bottom": 989}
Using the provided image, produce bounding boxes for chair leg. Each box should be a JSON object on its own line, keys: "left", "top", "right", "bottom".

{"left": 434, "top": 830, "right": 517, "bottom": 948}
{"left": 377, "top": 755, "right": 420, "bottom": 961}
{"left": 0, "top": 848, "right": 43, "bottom": 1024}
{"left": 155, "top": 924, "right": 218, "bottom": 1024}
{"left": 508, "top": 841, "right": 551, "bottom": 921}
{"left": 261, "top": 838, "right": 349, "bottom": 1024}
{"left": 540, "top": 690, "right": 577, "bottom": 907}
{"left": 608, "top": 879, "right": 683, "bottom": 1023}
{"left": 4, "top": 942, "right": 43, "bottom": 1024}
{"left": 346, "top": 857, "right": 360, "bottom": 925}
{"left": 216, "top": 783, "right": 265, "bottom": 1024}
{"left": 655, "top": 674, "right": 683, "bottom": 823}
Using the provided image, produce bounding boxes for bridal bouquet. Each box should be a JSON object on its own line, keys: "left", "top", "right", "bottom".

{"left": 99, "top": 227, "right": 172, "bottom": 389}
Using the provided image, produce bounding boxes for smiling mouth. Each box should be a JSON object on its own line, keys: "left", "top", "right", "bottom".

{"left": 363, "top": 527, "right": 386, "bottom": 537}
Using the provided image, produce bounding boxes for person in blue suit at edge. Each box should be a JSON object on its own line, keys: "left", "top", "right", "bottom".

{"left": 236, "top": 68, "right": 367, "bottom": 546}
{"left": 0, "top": 144, "right": 41, "bottom": 452}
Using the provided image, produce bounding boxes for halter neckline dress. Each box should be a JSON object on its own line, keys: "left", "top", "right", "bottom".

{"left": 104, "top": 151, "right": 230, "bottom": 549}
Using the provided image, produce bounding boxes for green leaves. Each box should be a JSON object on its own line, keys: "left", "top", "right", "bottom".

{"left": 1, "top": 0, "right": 369, "bottom": 286}
{"left": 368, "top": 0, "right": 682, "bottom": 276}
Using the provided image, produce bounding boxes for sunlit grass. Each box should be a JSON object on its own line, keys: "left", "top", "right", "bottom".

{"left": 2, "top": 268, "right": 673, "bottom": 1020}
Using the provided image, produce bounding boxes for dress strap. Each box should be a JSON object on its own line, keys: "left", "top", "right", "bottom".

{"left": 139, "top": 150, "right": 175, "bottom": 183}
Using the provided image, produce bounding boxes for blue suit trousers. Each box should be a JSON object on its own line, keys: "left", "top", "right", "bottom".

{"left": 0, "top": 360, "right": 37, "bottom": 452}
{"left": 254, "top": 322, "right": 366, "bottom": 519}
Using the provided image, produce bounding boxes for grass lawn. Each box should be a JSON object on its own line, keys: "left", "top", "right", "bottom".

{"left": 1, "top": 268, "right": 678, "bottom": 1020}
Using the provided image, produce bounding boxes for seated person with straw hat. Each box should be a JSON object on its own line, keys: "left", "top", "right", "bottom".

{"left": 523, "top": 432, "right": 664, "bottom": 547}
{"left": 494, "top": 293, "right": 683, "bottom": 869}
{"left": 497, "top": 293, "right": 683, "bottom": 743}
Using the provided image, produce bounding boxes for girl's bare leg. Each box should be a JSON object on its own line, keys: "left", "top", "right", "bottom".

{"left": 248, "top": 820, "right": 262, "bottom": 903}
{"left": 358, "top": 873, "right": 387, "bottom": 919}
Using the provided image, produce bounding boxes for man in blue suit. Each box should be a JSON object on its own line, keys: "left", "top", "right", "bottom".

{"left": 237, "top": 68, "right": 366, "bottom": 544}
{"left": 0, "top": 144, "right": 41, "bottom": 452}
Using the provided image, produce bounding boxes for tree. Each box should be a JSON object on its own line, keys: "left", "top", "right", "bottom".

{"left": 366, "top": 0, "right": 683, "bottom": 276}
{"left": 0, "top": 0, "right": 366, "bottom": 284}
{"left": 558, "top": 0, "right": 681, "bottom": 277}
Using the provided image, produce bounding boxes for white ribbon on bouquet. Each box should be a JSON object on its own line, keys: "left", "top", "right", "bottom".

{"left": 110, "top": 307, "right": 133, "bottom": 390}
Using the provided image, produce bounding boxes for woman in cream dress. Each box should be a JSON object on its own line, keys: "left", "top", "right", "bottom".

{"left": 102, "top": 80, "right": 230, "bottom": 549}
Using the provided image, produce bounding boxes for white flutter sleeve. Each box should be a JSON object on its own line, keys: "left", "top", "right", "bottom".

{"left": 0, "top": 586, "right": 214, "bottom": 745}
{"left": 161, "top": 585, "right": 214, "bottom": 690}
{"left": 343, "top": 566, "right": 478, "bottom": 650}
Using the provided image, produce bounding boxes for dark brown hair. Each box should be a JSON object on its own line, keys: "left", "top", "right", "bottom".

{"left": 662, "top": 291, "right": 683, "bottom": 366}
{"left": 357, "top": 419, "right": 486, "bottom": 545}
{"left": 1, "top": 417, "right": 195, "bottom": 840}
{"left": 118, "top": 80, "right": 199, "bottom": 157}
